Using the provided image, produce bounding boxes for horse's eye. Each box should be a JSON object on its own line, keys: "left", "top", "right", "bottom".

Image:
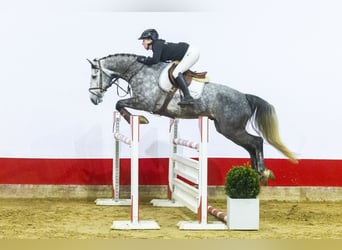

{"left": 92, "top": 68, "right": 99, "bottom": 75}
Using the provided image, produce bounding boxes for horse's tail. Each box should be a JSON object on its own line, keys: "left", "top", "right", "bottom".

{"left": 246, "top": 94, "right": 297, "bottom": 163}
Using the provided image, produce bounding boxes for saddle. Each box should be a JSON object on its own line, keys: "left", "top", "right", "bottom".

{"left": 168, "top": 62, "right": 207, "bottom": 87}
{"left": 156, "top": 62, "right": 208, "bottom": 115}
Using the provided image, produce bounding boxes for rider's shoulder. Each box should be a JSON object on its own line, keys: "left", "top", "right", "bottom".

{"left": 154, "top": 39, "right": 165, "bottom": 44}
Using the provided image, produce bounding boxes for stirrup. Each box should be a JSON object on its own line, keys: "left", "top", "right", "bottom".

{"left": 178, "top": 96, "right": 195, "bottom": 106}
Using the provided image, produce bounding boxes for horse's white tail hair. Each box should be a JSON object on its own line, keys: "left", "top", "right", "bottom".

{"left": 246, "top": 94, "right": 298, "bottom": 163}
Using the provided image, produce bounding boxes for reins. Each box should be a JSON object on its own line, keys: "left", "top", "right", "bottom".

{"left": 111, "top": 77, "right": 131, "bottom": 97}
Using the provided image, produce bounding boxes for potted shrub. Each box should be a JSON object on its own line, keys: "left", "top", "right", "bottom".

{"left": 225, "top": 163, "right": 260, "bottom": 230}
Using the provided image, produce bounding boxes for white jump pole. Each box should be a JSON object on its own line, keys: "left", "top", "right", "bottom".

{"left": 95, "top": 112, "right": 130, "bottom": 206}
{"left": 198, "top": 115, "right": 209, "bottom": 225}
{"left": 177, "top": 116, "right": 226, "bottom": 230}
{"left": 152, "top": 117, "right": 227, "bottom": 230}
{"left": 111, "top": 115, "right": 160, "bottom": 230}
{"left": 150, "top": 119, "right": 184, "bottom": 208}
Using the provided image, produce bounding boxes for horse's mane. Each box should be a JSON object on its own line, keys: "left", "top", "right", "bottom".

{"left": 99, "top": 53, "right": 138, "bottom": 60}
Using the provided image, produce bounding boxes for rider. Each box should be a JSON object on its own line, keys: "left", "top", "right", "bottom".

{"left": 137, "top": 28, "right": 200, "bottom": 106}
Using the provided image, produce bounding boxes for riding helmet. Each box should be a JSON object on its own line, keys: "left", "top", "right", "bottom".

{"left": 138, "top": 29, "right": 159, "bottom": 40}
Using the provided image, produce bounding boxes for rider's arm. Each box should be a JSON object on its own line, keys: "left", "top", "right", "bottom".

{"left": 142, "top": 40, "right": 163, "bottom": 65}
{"left": 137, "top": 40, "right": 164, "bottom": 65}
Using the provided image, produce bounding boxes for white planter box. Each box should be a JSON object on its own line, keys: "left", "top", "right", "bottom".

{"left": 227, "top": 197, "right": 259, "bottom": 230}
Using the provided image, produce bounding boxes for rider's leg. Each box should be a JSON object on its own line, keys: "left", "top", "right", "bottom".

{"left": 175, "top": 72, "right": 194, "bottom": 105}
{"left": 173, "top": 46, "right": 200, "bottom": 106}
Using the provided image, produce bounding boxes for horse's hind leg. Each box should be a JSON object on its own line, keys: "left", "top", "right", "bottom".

{"left": 214, "top": 120, "right": 275, "bottom": 183}
{"left": 213, "top": 120, "right": 266, "bottom": 174}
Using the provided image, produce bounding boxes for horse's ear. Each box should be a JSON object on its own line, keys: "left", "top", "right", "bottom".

{"left": 86, "top": 58, "right": 96, "bottom": 68}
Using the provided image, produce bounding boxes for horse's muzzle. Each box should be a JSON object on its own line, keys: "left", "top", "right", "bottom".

{"left": 90, "top": 93, "right": 102, "bottom": 105}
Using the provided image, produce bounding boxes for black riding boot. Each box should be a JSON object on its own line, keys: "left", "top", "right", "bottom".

{"left": 175, "top": 73, "right": 194, "bottom": 106}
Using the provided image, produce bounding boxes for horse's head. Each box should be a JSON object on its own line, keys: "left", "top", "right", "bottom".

{"left": 87, "top": 58, "right": 117, "bottom": 105}
{"left": 87, "top": 54, "right": 142, "bottom": 105}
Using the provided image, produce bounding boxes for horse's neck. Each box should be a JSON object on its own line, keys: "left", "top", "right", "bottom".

{"left": 103, "top": 55, "right": 168, "bottom": 94}
{"left": 103, "top": 55, "right": 139, "bottom": 81}
{"left": 103, "top": 56, "right": 133, "bottom": 71}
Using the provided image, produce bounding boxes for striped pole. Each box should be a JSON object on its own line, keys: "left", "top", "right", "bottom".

{"left": 208, "top": 205, "right": 227, "bottom": 223}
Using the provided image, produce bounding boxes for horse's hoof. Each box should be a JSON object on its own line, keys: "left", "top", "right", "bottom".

{"left": 264, "top": 169, "right": 275, "bottom": 180}
{"left": 259, "top": 169, "right": 275, "bottom": 185}
{"left": 139, "top": 115, "right": 149, "bottom": 124}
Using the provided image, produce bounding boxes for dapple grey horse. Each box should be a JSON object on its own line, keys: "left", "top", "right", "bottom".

{"left": 88, "top": 53, "right": 297, "bottom": 182}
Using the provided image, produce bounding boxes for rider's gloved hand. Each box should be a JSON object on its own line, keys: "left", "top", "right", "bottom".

{"left": 137, "top": 56, "right": 147, "bottom": 63}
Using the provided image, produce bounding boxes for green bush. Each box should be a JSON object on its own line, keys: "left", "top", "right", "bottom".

{"left": 225, "top": 163, "right": 260, "bottom": 198}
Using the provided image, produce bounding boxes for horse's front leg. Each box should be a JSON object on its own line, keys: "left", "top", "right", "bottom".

{"left": 116, "top": 97, "right": 149, "bottom": 124}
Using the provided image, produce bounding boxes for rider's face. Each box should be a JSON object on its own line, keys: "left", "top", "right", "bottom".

{"left": 142, "top": 38, "right": 152, "bottom": 50}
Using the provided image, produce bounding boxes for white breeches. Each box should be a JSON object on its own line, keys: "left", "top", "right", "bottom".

{"left": 172, "top": 46, "right": 200, "bottom": 78}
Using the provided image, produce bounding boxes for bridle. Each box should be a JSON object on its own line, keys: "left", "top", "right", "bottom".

{"left": 88, "top": 57, "right": 144, "bottom": 98}
{"left": 88, "top": 59, "right": 118, "bottom": 97}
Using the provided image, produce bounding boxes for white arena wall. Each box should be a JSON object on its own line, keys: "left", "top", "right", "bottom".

{"left": 1, "top": 0, "right": 342, "bottom": 200}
